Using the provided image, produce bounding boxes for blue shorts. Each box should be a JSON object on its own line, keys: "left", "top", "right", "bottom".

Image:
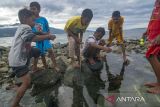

{"left": 36, "top": 40, "right": 53, "bottom": 55}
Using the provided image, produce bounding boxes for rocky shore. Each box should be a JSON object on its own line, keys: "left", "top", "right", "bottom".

{"left": 0, "top": 39, "right": 150, "bottom": 107}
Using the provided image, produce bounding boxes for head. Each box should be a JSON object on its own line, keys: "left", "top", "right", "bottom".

{"left": 81, "top": 9, "right": 93, "bottom": 26}
{"left": 112, "top": 11, "right": 121, "bottom": 22}
{"left": 30, "top": 1, "right": 41, "bottom": 17}
{"left": 94, "top": 27, "right": 105, "bottom": 40}
{"left": 18, "top": 8, "right": 35, "bottom": 27}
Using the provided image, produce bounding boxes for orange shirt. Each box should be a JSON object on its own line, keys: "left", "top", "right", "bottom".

{"left": 108, "top": 16, "right": 124, "bottom": 36}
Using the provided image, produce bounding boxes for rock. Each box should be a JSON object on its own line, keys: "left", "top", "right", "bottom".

{"left": 30, "top": 69, "right": 62, "bottom": 96}
{"left": 58, "top": 86, "right": 73, "bottom": 107}
{"left": 61, "top": 43, "right": 68, "bottom": 48}
{"left": 14, "top": 77, "right": 22, "bottom": 85}
{"left": 112, "top": 46, "right": 122, "bottom": 54}
{"left": 56, "top": 56, "right": 70, "bottom": 66}
{"left": 135, "top": 49, "right": 141, "bottom": 53}
{"left": 0, "top": 46, "right": 7, "bottom": 51}
{"left": 63, "top": 61, "right": 92, "bottom": 87}
{"left": 1, "top": 57, "right": 8, "bottom": 62}
{"left": 0, "top": 61, "right": 6, "bottom": 68}
{"left": 0, "top": 67, "right": 8, "bottom": 73}
{"left": 145, "top": 63, "right": 153, "bottom": 70}
{"left": 56, "top": 56, "right": 67, "bottom": 72}
{"left": 35, "top": 101, "right": 47, "bottom": 107}
{"left": 31, "top": 69, "right": 62, "bottom": 87}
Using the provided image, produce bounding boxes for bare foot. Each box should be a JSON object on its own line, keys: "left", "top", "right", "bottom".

{"left": 147, "top": 86, "right": 160, "bottom": 94}
{"left": 144, "top": 82, "right": 160, "bottom": 87}
{"left": 6, "top": 84, "right": 19, "bottom": 91}
{"left": 124, "top": 59, "right": 130, "bottom": 66}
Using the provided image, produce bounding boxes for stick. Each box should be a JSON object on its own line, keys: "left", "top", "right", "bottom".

{"left": 78, "top": 33, "right": 82, "bottom": 72}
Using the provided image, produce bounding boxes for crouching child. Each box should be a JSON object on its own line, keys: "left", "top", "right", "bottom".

{"left": 83, "top": 27, "right": 112, "bottom": 67}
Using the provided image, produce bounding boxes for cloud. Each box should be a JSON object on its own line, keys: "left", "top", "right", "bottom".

{"left": 0, "top": 0, "right": 155, "bottom": 30}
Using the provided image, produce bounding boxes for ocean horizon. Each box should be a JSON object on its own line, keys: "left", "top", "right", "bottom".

{"left": 0, "top": 28, "right": 146, "bottom": 47}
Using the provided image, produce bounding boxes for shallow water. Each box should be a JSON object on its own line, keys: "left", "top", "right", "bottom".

{"left": 0, "top": 53, "right": 159, "bottom": 107}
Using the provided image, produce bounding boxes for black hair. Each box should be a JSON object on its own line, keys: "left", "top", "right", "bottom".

{"left": 112, "top": 11, "right": 121, "bottom": 18}
{"left": 81, "top": 9, "right": 93, "bottom": 20}
{"left": 18, "top": 8, "right": 33, "bottom": 24}
{"left": 30, "top": 1, "right": 41, "bottom": 11}
{"left": 96, "top": 27, "right": 105, "bottom": 36}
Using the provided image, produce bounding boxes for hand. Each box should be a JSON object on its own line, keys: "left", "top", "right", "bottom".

{"left": 99, "top": 39, "right": 106, "bottom": 46}
{"left": 49, "top": 34, "right": 56, "bottom": 40}
{"left": 152, "top": 35, "right": 160, "bottom": 45}
{"left": 104, "top": 47, "right": 112, "bottom": 53}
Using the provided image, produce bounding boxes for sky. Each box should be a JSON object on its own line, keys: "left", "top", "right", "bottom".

{"left": 0, "top": 0, "right": 155, "bottom": 30}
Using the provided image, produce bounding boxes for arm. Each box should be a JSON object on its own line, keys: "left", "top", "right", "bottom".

{"left": 32, "top": 34, "right": 56, "bottom": 42}
{"left": 109, "top": 29, "right": 112, "bottom": 38}
{"left": 32, "top": 34, "right": 50, "bottom": 42}
{"left": 90, "top": 42, "right": 111, "bottom": 52}
{"left": 108, "top": 19, "right": 113, "bottom": 38}
{"left": 80, "top": 31, "right": 83, "bottom": 42}
{"left": 119, "top": 27, "right": 123, "bottom": 37}
{"left": 142, "top": 31, "right": 147, "bottom": 40}
{"left": 119, "top": 17, "right": 124, "bottom": 37}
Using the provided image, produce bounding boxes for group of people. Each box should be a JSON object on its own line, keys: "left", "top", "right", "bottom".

{"left": 7, "top": 0, "right": 160, "bottom": 107}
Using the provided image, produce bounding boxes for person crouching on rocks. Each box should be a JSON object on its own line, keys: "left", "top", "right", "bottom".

{"left": 83, "top": 27, "right": 112, "bottom": 65}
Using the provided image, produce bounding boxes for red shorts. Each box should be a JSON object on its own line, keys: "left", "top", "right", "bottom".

{"left": 146, "top": 45, "right": 160, "bottom": 58}
{"left": 146, "top": 20, "right": 160, "bottom": 58}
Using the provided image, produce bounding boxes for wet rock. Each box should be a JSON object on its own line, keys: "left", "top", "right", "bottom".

{"left": 56, "top": 56, "right": 67, "bottom": 72}
{"left": 31, "top": 69, "right": 61, "bottom": 87}
{"left": 56, "top": 56, "right": 70, "bottom": 66}
{"left": 30, "top": 58, "right": 67, "bottom": 96}
{"left": 144, "top": 63, "right": 153, "bottom": 71}
{"left": 1, "top": 56, "right": 8, "bottom": 62}
{"left": 58, "top": 86, "right": 73, "bottom": 107}
{"left": 60, "top": 43, "right": 68, "bottom": 48}
{"left": 63, "top": 61, "right": 92, "bottom": 87}
{"left": 0, "top": 46, "right": 7, "bottom": 51}
{"left": 30, "top": 69, "right": 62, "bottom": 96}
{"left": 35, "top": 101, "right": 47, "bottom": 107}
{"left": 46, "top": 56, "right": 68, "bottom": 71}
{"left": 14, "top": 77, "right": 22, "bottom": 86}
{"left": 0, "top": 67, "right": 8, "bottom": 73}
{"left": 112, "top": 46, "right": 122, "bottom": 54}
{"left": 53, "top": 43, "right": 61, "bottom": 49}
{"left": 0, "top": 61, "right": 6, "bottom": 68}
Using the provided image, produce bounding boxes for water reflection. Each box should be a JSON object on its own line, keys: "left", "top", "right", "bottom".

{"left": 106, "top": 61, "right": 126, "bottom": 92}
{"left": 72, "top": 62, "right": 125, "bottom": 107}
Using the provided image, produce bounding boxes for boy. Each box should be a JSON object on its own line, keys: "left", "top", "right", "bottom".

{"left": 83, "top": 27, "right": 112, "bottom": 64}
{"left": 8, "top": 8, "right": 55, "bottom": 107}
{"left": 64, "top": 9, "right": 93, "bottom": 68}
{"left": 106, "top": 11, "right": 128, "bottom": 63}
{"left": 30, "top": 2, "right": 59, "bottom": 71}
{"left": 143, "top": 0, "right": 160, "bottom": 94}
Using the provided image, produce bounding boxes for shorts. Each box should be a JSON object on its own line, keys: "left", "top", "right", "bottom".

{"left": 146, "top": 45, "right": 160, "bottom": 58}
{"left": 11, "top": 47, "right": 40, "bottom": 78}
{"left": 36, "top": 39, "right": 53, "bottom": 56}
